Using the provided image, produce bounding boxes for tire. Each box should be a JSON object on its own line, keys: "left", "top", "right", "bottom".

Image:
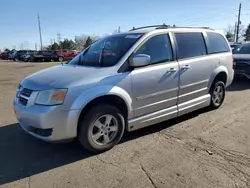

{"left": 78, "top": 104, "right": 125, "bottom": 153}
{"left": 58, "top": 56, "right": 64, "bottom": 62}
{"left": 209, "top": 81, "right": 226, "bottom": 109}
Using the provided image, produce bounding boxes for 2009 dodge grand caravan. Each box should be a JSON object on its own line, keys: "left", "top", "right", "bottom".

{"left": 13, "top": 25, "right": 234, "bottom": 153}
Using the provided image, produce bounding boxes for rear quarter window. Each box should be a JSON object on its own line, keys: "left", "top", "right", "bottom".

{"left": 207, "top": 32, "right": 230, "bottom": 54}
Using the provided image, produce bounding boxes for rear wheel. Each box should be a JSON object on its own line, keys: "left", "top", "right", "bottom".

{"left": 78, "top": 104, "right": 125, "bottom": 153}
{"left": 209, "top": 81, "right": 226, "bottom": 109}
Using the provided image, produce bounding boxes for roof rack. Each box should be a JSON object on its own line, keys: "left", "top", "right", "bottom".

{"left": 129, "top": 24, "right": 170, "bottom": 31}
{"left": 169, "top": 26, "right": 211, "bottom": 30}
{"left": 129, "top": 24, "right": 211, "bottom": 31}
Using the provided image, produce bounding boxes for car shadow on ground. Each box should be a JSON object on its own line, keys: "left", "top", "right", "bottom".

{"left": 0, "top": 108, "right": 207, "bottom": 186}
{"left": 227, "top": 77, "right": 250, "bottom": 92}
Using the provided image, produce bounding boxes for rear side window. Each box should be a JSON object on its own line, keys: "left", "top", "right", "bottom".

{"left": 175, "top": 33, "right": 207, "bottom": 59}
{"left": 207, "top": 32, "right": 230, "bottom": 54}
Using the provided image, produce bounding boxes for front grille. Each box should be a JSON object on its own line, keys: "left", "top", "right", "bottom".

{"left": 234, "top": 61, "right": 250, "bottom": 70}
{"left": 19, "top": 97, "right": 28, "bottom": 106}
{"left": 21, "top": 88, "right": 33, "bottom": 97}
{"left": 18, "top": 88, "right": 33, "bottom": 106}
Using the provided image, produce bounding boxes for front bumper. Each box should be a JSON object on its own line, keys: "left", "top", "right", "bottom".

{"left": 13, "top": 98, "right": 80, "bottom": 142}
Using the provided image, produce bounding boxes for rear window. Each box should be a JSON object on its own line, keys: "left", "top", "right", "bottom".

{"left": 175, "top": 32, "right": 207, "bottom": 59}
{"left": 207, "top": 32, "right": 230, "bottom": 54}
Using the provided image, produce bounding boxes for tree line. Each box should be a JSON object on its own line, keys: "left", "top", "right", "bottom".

{"left": 225, "top": 23, "right": 250, "bottom": 43}
{"left": 46, "top": 35, "right": 100, "bottom": 51}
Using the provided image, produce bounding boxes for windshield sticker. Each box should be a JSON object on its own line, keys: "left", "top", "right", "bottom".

{"left": 125, "top": 35, "right": 141, "bottom": 39}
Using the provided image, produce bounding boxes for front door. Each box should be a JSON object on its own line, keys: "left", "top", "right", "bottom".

{"left": 130, "top": 34, "right": 179, "bottom": 123}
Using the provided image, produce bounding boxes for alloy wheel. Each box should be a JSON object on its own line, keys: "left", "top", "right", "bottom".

{"left": 90, "top": 114, "right": 118, "bottom": 146}
{"left": 212, "top": 85, "right": 224, "bottom": 105}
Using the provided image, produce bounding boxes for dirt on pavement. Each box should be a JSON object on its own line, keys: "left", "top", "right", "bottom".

{"left": 0, "top": 60, "right": 250, "bottom": 188}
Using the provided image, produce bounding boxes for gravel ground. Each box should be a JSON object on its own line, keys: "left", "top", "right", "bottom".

{"left": 0, "top": 60, "right": 250, "bottom": 188}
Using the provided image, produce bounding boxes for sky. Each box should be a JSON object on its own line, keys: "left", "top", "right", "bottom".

{"left": 0, "top": 0, "right": 250, "bottom": 50}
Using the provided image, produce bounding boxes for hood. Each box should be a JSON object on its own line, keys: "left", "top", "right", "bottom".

{"left": 233, "top": 54, "right": 250, "bottom": 60}
{"left": 21, "top": 64, "right": 114, "bottom": 90}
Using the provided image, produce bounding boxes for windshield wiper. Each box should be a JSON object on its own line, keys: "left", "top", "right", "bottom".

{"left": 99, "top": 42, "right": 106, "bottom": 67}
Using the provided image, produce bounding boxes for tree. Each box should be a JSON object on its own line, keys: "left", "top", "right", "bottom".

{"left": 226, "top": 32, "right": 234, "bottom": 42}
{"left": 75, "top": 35, "right": 88, "bottom": 50}
{"left": 84, "top": 37, "right": 93, "bottom": 48}
{"left": 75, "top": 35, "right": 100, "bottom": 50}
{"left": 225, "top": 24, "right": 245, "bottom": 43}
{"left": 224, "top": 25, "right": 235, "bottom": 42}
{"left": 60, "top": 39, "right": 75, "bottom": 50}
{"left": 244, "top": 23, "right": 250, "bottom": 42}
{"left": 46, "top": 42, "right": 60, "bottom": 50}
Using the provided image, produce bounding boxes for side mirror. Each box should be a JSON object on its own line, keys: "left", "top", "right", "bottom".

{"left": 129, "top": 54, "right": 151, "bottom": 67}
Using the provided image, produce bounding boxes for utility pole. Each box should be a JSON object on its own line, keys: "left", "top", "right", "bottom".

{"left": 236, "top": 3, "right": 241, "bottom": 43}
{"left": 35, "top": 43, "right": 37, "bottom": 51}
{"left": 118, "top": 26, "right": 121, "bottom": 33}
{"left": 37, "top": 13, "right": 43, "bottom": 50}
{"left": 57, "top": 32, "right": 63, "bottom": 53}
{"left": 234, "top": 21, "right": 237, "bottom": 43}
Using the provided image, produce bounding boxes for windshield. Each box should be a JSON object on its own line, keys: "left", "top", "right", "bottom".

{"left": 233, "top": 43, "right": 250, "bottom": 54}
{"left": 69, "top": 33, "right": 143, "bottom": 67}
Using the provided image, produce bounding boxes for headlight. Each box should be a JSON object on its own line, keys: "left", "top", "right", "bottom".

{"left": 35, "top": 89, "right": 67, "bottom": 105}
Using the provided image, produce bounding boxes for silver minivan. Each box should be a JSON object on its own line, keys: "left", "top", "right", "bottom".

{"left": 13, "top": 25, "right": 234, "bottom": 153}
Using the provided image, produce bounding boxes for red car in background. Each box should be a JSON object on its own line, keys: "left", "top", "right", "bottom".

{"left": 51, "top": 50, "right": 79, "bottom": 62}
{"left": 0, "top": 51, "right": 9, "bottom": 60}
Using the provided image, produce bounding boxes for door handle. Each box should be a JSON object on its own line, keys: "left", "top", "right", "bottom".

{"left": 168, "top": 68, "right": 177, "bottom": 72}
{"left": 181, "top": 65, "right": 190, "bottom": 70}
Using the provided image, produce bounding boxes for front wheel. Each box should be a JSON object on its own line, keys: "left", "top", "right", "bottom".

{"left": 78, "top": 104, "right": 125, "bottom": 153}
{"left": 58, "top": 56, "right": 64, "bottom": 62}
{"left": 209, "top": 81, "right": 226, "bottom": 109}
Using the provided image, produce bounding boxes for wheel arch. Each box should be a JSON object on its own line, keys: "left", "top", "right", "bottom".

{"left": 69, "top": 85, "right": 132, "bottom": 137}
{"left": 208, "top": 66, "right": 228, "bottom": 90}
{"left": 76, "top": 94, "right": 130, "bottom": 134}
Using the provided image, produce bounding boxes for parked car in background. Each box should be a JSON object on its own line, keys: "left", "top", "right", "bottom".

{"left": 230, "top": 43, "right": 240, "bottom": 51}
{"left": 30, "top": 51, "right": 55, "bottom": 62}
{"left": 8, "top": 50, "right": 17, "bottom": 60}
{"left": 0, "top": 51, "right": 9, "bottom": 60}
{"left": 20, "top": 50, "right": 36, "bottom": 61}
{"left": 14, "top": 50, "right": 28, "bottom": 61}
{"left": 23, "top": 51, "right": 37, "bottom": 62}
{"left": 233, "top": 43, "right": 250, "bottom": 79}
{"left": 13, "top": 25, "right": 234, "bottom": 153}
{"left": 51, "top": 50, "right": 79, "bottom": 62}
